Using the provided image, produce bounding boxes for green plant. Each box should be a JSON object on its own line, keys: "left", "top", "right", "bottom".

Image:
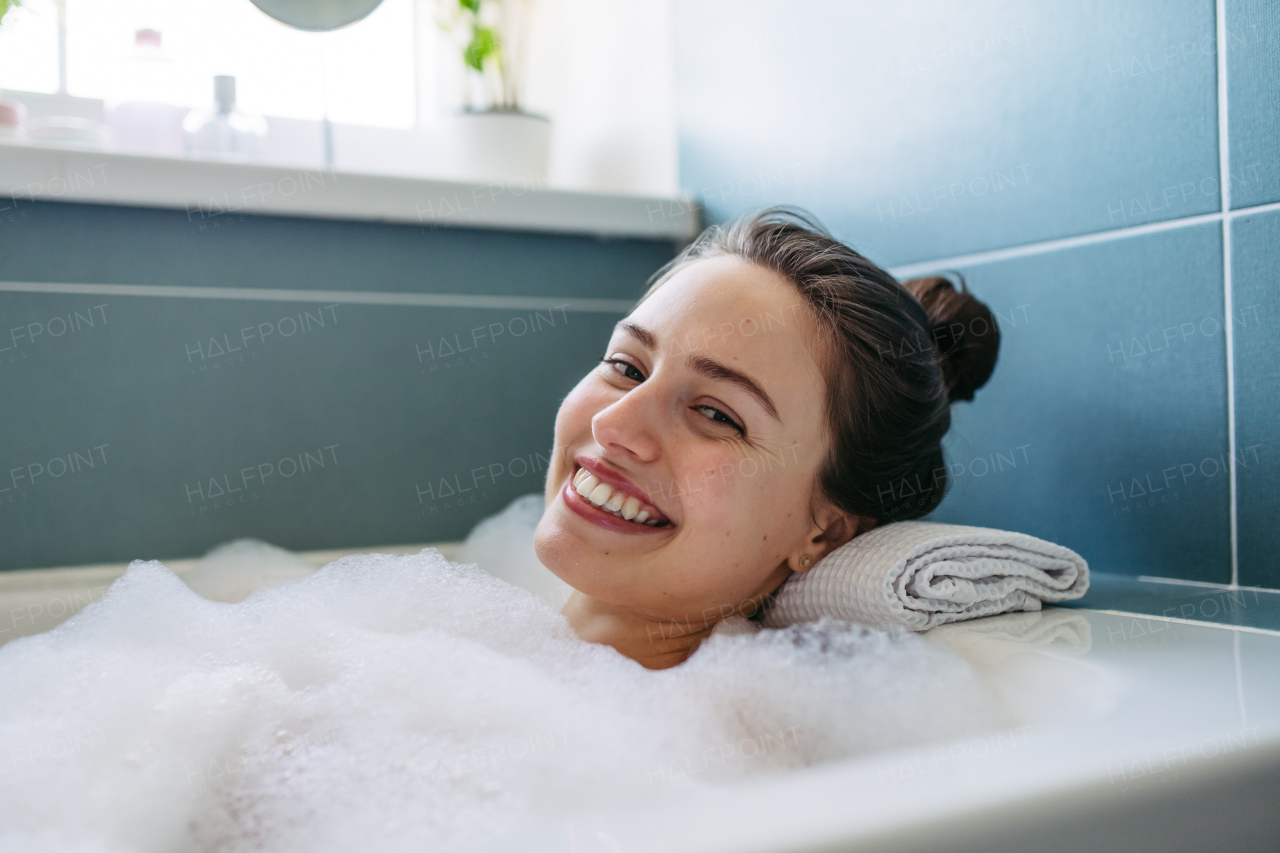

{"left": 0, "top": 0, "right": 22, "bottom": 28}
{"left": 437, "top": 0, "right": 533, "bottom": 112}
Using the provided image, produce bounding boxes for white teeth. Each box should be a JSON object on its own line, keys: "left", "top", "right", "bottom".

{"left": 571, "top": 470, "right": 664, "bottom": 527}
{"left": 575, "top": 474, "right": 599, "bottom": 497}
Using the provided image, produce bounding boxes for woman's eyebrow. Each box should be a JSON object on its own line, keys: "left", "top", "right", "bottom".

{"left": 617, "top": 321, "right": 656, "bottom": 349}
{"left": 686, "top": 354, "right": 781, "bottom": 422}
{"left": 617, "top": 321, "right": 780, "bottom": 421}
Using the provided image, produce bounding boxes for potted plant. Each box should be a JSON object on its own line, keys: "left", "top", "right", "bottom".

{"left": 435, "top": 0, "right": 549, "bottom": 185}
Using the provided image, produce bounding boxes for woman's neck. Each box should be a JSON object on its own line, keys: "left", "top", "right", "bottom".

{"left": 561, "top": 593, "right": 718, "bottom": 670}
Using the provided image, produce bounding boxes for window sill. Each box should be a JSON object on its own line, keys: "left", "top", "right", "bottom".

{"left": 0, "top": 141, "right": 701, "bottom": 241}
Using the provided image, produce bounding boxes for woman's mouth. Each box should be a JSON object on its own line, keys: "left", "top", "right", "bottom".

{"left": 565, "top": 465, "right": 671, "bottom": 529}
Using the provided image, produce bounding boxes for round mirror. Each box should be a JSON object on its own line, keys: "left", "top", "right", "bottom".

{"left": 249, "top": 0, "right": 384, "bottom": 31}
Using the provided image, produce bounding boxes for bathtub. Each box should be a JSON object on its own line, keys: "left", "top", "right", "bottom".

{"left": 549, "top": 607, "right": 1280, "bottom": 853}
{"left": 2, "top": 546, "right": 1277, "bottom": 853}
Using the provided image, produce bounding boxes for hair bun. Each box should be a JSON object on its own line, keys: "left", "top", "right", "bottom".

{"left": 901, "top": 275, "right": 1000, "bottom": 402}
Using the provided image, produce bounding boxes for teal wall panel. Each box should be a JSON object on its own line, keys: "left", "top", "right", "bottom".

{"left": 0, "top": 200, "right": 674, "bottom": 569}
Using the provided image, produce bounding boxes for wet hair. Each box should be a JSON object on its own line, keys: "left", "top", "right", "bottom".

{"left": 643, "top": 207, "right": 1000, "bottom": 522}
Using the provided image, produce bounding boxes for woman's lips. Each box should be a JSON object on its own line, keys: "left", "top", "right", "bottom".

{"left": 562, "top": 478, "right": 670, "bottom": 534}
{"left": 561, "top": 462, "right": 672, "bottom": 534}
{"left": 571, "top": 460, "right": 670, "bottom": 526}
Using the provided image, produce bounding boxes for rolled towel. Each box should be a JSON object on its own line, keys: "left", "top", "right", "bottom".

{"left": 762, "top": 521, "right": 1089, "bottom": 632}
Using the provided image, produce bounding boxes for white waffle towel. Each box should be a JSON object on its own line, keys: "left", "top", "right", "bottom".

{"left": 762, "top": 521, "right": 1089, "bottom": 632}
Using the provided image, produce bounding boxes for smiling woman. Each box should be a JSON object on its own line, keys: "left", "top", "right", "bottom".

{"left": 535, "top": 207, "right": 1001, "bottom": 668}
{"left": 0, "top": 208, "right": 1011, "bottom": 850}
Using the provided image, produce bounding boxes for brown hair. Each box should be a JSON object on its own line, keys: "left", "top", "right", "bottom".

{"left": 643, "top": 207, "right": 1000, "bottom": 522}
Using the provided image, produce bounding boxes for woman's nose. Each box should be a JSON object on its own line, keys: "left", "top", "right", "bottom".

{"left": 591, "top": 384, "right": 662, "bottom": 463}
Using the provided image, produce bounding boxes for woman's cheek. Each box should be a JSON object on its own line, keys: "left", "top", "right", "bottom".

{"left": 719, "top": 461, "right": 801, "bottom": 546}
{"left": 670, "top": 454, "right": 754, "bottom": 540}
{"left": 669, "top": 526, "right": 770, "bottom": 606}
{"left": 547, "top": 383, "right": 592, "bottom": 501}
{"left": 698, "top": 452, "right": 766, "bottom": 506}
{"left": 560, "top": 377, "right": 618, "bottom": 441}
{"left": 555, "top": 380, "right": 592, "bottom": 436}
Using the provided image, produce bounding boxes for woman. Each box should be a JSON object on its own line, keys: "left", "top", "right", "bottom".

{"left": 0, "top": 209, "right": 1009, "bottom": 850}
{"left": 535, "top": 207, "right": 1000, "bottom": 669}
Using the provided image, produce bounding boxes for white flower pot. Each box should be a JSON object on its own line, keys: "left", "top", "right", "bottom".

{"left": 439, "top": 110, "right": 550, "bottom": 185}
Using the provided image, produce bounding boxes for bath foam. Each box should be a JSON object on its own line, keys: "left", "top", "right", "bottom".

{"left": 457, "top": 493, "right": 568, "bottom": 607}
{"left": 0, "top": 519, "right": 1006, "bottom": 852}
{"left": 180, "top": 538, "right": 319, "bottom": 603}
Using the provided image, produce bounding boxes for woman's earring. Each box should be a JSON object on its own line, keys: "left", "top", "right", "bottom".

{"left": 799, "top": 554, "right": 813, "bottom": 569}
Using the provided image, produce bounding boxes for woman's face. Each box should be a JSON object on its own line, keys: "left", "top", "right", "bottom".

{"left": 535, "top": 255, "right": 837, "bottom": 625}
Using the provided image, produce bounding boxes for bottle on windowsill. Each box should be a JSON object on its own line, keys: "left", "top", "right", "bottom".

{"left": 106, "top": 28, "right": 189, "bottom": 156}
{"left": 183, "top": 75, "right": 268, "bottom": 160}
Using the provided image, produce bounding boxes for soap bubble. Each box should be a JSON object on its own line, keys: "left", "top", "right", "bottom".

{"left": 0, "top": 497, "right": 1002, "bottom": 851}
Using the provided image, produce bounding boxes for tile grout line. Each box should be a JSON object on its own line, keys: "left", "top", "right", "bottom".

{"left": 888, "top": 210, "right": 1221, "bottom": 277}
{"left": 1216, "top": 0, "right": 1240, "bottom": 590}
{"left": 0, "top": 281, "right": 636, "bottom": 314}
{"left": 1138, "top": 575, "right": 1280, "bottom": 595}
{"left": 887, "top": 198, "right": 1280, "bottom": 280}
{"left": 4, "top": 214, "right": 1278, "bottom": 313}
{"left": 1214, "top": 1, "right": 1251, "bottom": 764}
{"left": 1069, "top": 607, "right": 1280, "bottom": 637}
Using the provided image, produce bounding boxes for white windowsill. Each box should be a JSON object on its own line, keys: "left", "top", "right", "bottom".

{"left": 0, "top": 142, "right": 700, "bottom": 241}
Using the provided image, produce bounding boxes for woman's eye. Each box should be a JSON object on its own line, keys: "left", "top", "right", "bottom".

{"left": 604, "top": 358, "right": 645, "bottom": 382}
{"left": 693, "top": 405, "right": 744, "bottom": 434}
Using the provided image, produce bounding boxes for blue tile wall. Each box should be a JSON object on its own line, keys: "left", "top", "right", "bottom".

{"left": 0, "top": 200, "right": 674, "bottom": 570}
{"left": 0, "top": 199, "right": 665, "bottom": 298}
{"left": 675, "top": 0, "right": 1221, "bottom": 268}
{"left": 677, "top": 0, "right": 1280, "bottom": 590}
{"left": 927, "top": 226, "right": 1230, "bottom": 582}
{"left": 1232, "top": 209, "right": 1280, "bottom": 589}
{"left": 1226, "top": 0, "right": 1280, "bottom": 208}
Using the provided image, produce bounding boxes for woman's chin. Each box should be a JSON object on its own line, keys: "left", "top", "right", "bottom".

{"left": 532, "top": 504, "right": 586, "bottom": 589}
{"left": 534, "top": 499, "right": 645, "bottom": 595}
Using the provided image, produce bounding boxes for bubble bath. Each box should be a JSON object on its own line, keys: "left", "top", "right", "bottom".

{"left": 0, "top": 498, "right": 1007, "bottom": 852}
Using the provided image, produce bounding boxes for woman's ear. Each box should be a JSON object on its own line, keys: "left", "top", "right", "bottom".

{"left": 789, "top": 510, "right": 877, "bottom": 573}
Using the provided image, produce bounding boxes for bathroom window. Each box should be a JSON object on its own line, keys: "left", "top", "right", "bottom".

{"left": 0, "top": 0, "right": 420, "bottom": 129}
{"left": 0, "top": 0, "right": 678, "bottom": 195}
{"left": 0, "top": 0, "right": 61, "bottom": 95}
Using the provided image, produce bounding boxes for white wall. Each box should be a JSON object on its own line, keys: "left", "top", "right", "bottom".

{"left": 424, "top": 0, "right": 677, "bottom": 195}
{"left": 521, "top": 0, "right": 677, "bottom": 195}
